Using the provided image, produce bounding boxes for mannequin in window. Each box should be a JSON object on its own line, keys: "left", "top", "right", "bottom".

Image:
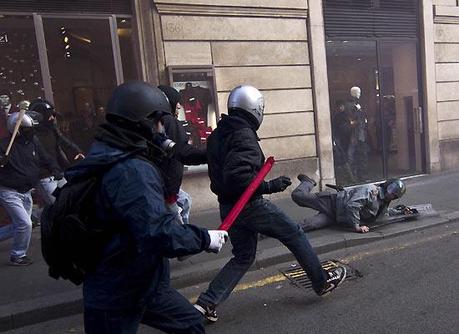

{"left": 346, "top": 86, "right": 368, "bottom": 181}
{"left": 180, "top": 82, "right": 211, "bottom": 126}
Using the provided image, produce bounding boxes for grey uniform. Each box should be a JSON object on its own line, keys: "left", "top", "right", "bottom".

{"left": 291, "top": 180, "right": 388, "bottom": 232}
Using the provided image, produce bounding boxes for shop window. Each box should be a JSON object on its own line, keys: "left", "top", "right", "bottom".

{"left": 0, "top": 15, "right": 44, "bottom": 108}
{"left": 43, "top": 18, "right": 117, "bottom": 152}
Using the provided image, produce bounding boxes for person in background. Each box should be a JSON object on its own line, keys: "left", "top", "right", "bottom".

{"left": 331, "top": 100, "right": 354, "bottom": 183}
{"left": 29, "top": 99, "right": 84, "bottom": 209}
{"left": 0, "top": 111, "right": 60, "bottom": 265}
{"left": 0, "top": 90, "right": 16, "bottom": 139}
{"left": 158, "top": 85, "right": 207, "bottom": 225}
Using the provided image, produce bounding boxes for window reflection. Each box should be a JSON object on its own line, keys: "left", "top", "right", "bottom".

{"left": 43, "top": 18, "right": 117, "bottom": 152}
{"left": 117, "top": 17, "right": 138, "bottom": 82}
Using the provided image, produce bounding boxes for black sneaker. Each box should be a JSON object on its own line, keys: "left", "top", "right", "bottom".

{"left": 317, "top": 265, "right": 347, "bottom": 296}
{"left": 194, "top": 301, "right": 218, "bottom": 322}
{"left": 9, "top": 256, "right": 33, "bottom": 266}
{"left": 297, "top": 174, "right": 317, "bottom": 187}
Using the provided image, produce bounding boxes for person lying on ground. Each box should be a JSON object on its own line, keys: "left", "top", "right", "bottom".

{"left": 291, "top": 175, "right": 406, "bottom": 233}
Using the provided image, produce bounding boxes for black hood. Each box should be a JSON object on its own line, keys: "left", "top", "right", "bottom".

{"left": 95, "top": 122, "right": 148, "bottom": 151}
{"left": 218, "top": 114, "right": 259, "bottom": 139}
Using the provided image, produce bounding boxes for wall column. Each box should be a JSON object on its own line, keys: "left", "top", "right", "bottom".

{"left": 308, "top": 0, "right": 335, "bottom": 187}
{"left": 421, "top": 0, "right": 441, "bottom": 172}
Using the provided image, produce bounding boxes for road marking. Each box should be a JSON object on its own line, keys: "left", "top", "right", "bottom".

{"left": 233, "top": 274, "right": 286, "bottom": 292}
{"left": 340, "top": 230, "right": 456, "bottom": 264}
{"left": 189, "top": 229, "right": 457, "bottom": 301}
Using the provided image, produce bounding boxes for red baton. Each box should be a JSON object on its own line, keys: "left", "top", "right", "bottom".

{"left": 218, "top": 157, "right": 275, "bottom": 231}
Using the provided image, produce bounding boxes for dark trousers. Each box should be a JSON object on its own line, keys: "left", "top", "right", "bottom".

{"left": 84, "top": 287, "right": 204, "bottom": 334}
{"left": 348, "top": 140, "right": 368, "bottom": 181}
{"left": 197, "top": 198, "right": 327, "bottom": 307}
{"left": 291, "top": 180, "right": 337, "bottom": 232}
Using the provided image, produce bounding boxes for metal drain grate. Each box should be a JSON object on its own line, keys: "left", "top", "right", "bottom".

{"left": 279, "top": 259, "right": 362, "bottom": 290}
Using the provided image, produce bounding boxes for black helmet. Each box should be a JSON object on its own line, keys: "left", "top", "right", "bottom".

{"left": 29, "top": 98, "right": 54, "bottom": 114}
{"left": 106, "top": 81, "right": 171, "bottom": 124}
{"left": 383, "top": 178, "right": 406, "bottom": 200}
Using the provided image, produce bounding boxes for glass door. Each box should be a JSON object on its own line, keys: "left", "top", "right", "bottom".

{"left": 42, "top": 17, "right": 118, "bottom": 152}
{"left": 326, "top": 40, "right": 384, "bottom": 184}
{"left": 378, "top": 41, "right": 424, "bottom": 178}
{"left": 326, "top": 39, "right": 425, "bottom": 185}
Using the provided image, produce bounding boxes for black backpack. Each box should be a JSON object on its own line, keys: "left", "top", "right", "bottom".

{"left": 41, "top": 153, "right": 137, "bottom": 285}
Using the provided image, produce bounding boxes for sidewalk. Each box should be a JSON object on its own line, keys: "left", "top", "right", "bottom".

{"left": 1, "top": 171, "right": 459, "bottom": 331}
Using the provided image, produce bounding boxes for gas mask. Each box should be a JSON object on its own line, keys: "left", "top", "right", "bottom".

{"left": 151, "top": 119, "right": 176, "bottom": 155}
{"left": 153, "top": 121, "right": 176, "bottom": 153}
{"left": 141, "top": 117, "right": 176, "bottom": 159}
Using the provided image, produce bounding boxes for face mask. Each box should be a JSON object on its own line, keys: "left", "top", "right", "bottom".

{"left": 143, "top": 118, "right": 176, "bottom": 158}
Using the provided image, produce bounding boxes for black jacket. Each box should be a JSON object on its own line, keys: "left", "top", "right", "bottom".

{"left": 207, "top": 114, "right": 269, "bottom": 204}
{"left": 0, "top": 135, "right": 59, "bottom": 193}
{"left": 159, "top": 114, "right": 207, "bottom": 199}
{"left": 35, "top": 124, "right": 83, "bottom": 178}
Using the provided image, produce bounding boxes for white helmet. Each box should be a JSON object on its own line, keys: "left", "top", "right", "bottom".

{"left": 227, "top": 85, "right": 265, "bottom": 127}
{"left": 7, "top": 112, "right": 39, "bottom": 133}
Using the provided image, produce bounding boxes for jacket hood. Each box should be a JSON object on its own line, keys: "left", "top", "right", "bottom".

{"left": 65, "top": 141, "right": 141, "bottom": 182}
{"left": 218, "top": 114, "right": 259, "bottom": 139}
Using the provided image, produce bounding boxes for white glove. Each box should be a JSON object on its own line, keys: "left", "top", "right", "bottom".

{"left": 207, "top": 230, "right": 228, "bottom": 253}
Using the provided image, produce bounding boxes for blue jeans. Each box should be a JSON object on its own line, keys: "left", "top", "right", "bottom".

{"left": 32, "top": 177, "right": 58, "bottom": 224}
{"left": 0, "top": 186, "right": 33, "bottom": 258}
{"left": 84, "top": 286, "right": 205, "bottom": 334}
{"left": 197, "top": 198, "right": 327, "bottom": 307}
{"left": 36, "top": 176, "right": 58, "bottom": 205}
{"left": 177, "top": 189, "right": 192, "bottom": 224}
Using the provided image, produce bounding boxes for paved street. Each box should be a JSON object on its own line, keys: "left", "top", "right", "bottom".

{"left": 7, "top": 219, "right": 458, "bottom": 334}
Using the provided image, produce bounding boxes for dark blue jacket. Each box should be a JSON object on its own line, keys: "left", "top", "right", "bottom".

{"left": 66, "top": 141, "right": 210, "bottom": 310}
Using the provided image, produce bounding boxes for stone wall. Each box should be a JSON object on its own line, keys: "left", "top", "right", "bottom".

{"left": 151, "top": 0, "right": 318, "bottom": 210}
{"left": 433, "top": 2, "right": 459, "bottom": 170}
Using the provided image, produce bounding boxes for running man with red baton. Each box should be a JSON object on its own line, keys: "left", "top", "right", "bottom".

{"left": 194, "top": 85, "right": 347, "bottom": 322}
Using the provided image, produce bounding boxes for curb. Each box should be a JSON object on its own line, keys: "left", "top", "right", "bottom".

{"left": 1, "top": 213, "right": 458, "bottom": 332}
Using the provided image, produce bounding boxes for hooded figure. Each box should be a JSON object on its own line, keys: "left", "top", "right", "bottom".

{"left": 65, "top": 81, "right": 227, "bottom": 334}
{"left": 157, "top": 85, "right": 207, "bottom": 225}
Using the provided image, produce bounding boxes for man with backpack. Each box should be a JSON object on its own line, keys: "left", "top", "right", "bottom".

{"left": 50, "top": 81, "right": 227, "bottom": 334}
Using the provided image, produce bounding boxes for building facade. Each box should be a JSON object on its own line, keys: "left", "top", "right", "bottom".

{"left": 0, "top": 0, "right": 458, "bottom": 211}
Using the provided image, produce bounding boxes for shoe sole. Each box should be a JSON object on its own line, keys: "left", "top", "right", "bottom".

{"left": 194, "top": 304, "right": 218, "bottom": 322}
{"left": 9, "top": 261, "right": 33, "bottom": 266}
{"left": 297, "top": 175, "right": 317, "bottom": 187}
{"left": 319, "top": 265, "right": 347, "bottom": 297}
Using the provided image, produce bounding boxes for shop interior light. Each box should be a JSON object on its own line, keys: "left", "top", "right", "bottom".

{"left": 65, "top": 44, "right": 70, "bottom": 49}
{"left": 64, "top": 36, "right": 69, "bottom": 43}
{"left": 70, "top": 33, "right": 92, "bottom": 44}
